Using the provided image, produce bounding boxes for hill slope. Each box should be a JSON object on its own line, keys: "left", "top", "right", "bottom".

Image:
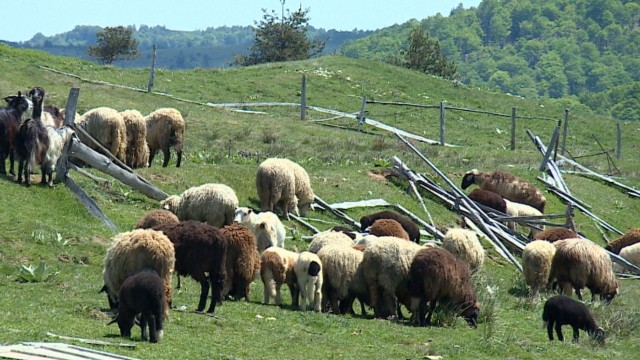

{"left": 0, "top": 44, "right": 639, "bottom": 359}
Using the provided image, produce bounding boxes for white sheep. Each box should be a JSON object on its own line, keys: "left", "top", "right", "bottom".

{"left": 234, "top": 207, "right": 286, "bottom": 251}
{"left": 361, "top": 236, "right": 423, "bottom": 319}
{"left": 613, "top": 242, "right": 640, "bottom": 273}
{"left": 260, "top": 247, "right": 299, "bottom": 307}
{"left": 441, "top": 228, "right": 485, "bottom": 273}
{"left": 76, "top": 107, "right": 127, "bottom": 162}
{"left": 145, "top": 108, "right": 185, "bottom": 168}
{"left": 256, "top": 158, "right": 314, "bottom": 220}
{"left": 317, "top": 244, "right": 368, "bottom": 314}
{"left": 120, "top": 109, "right": 149, "bottom": 169}
{"left": 522, "top": 240, "right": 556, "bottom": 299}
{"left": 161, "top": 183, "right": 238, "bottom": 228}
{"left": 504, "top": 199, "right": 545, "bottom": 236}
{"left": 461, "top": 169, "right": 547, "bottom": 212}
{"left": 308, "top": 230, "right": 355, "bottom": 253}
{"left": 294, "top": 251, "right": 323, "bottom": 312}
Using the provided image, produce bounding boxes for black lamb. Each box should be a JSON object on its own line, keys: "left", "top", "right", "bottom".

{"left": 542, "top": 295, "right": 605, "bottom": 344}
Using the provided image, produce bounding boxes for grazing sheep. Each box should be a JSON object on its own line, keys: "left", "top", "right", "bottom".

{"left": 408, "top": 247, "right": 479, "bottom": 327}
{"left": 0, "top": 92, "right": 30, "bottom": 176}
{"left": 219, "top": 224, "right": 261, "bottom": 300}
{"left": 461, "top": 169, "right": 546, "bottom": 212}
{"left": 145, "top": 108, "right": 185, "bottom": 167}
{"left": 153, "top": 221, "right": 227, "bottom": 313}
{"left": 613, "top": 242, "right": 640, "bottom": 273}
{"left": 308, "top": 231, "right": 355, "bottom": 254}
{"left": 522, "top": 240, "right": 557, "bottom": 299}
{"left": 441, "top": 228, "right": 485, "bottom": 273}
{"left": 234, "top": 207, "right": 286, "bottom": 251}
{"left": 15, "top": 117, "right": 49, "bottom": 186}
{"left": 368, "top": 219, "right": 410, "bottom": 241}
{"left": 317, "top": 244, "right": 368, "bottom": 315}
{"left": 294, "top": 251, "right": 323, "bottom": 312}
{"left": 134, "top": 209, "right": 180, "bottom": 230}
{"left": 161, "top": 183, "right": 238, "bottom": 228}
{"left": 359, "top": 210, "right": 421, "bottom": 243}
{"left": 504, "top": 199, "right": 545, "bottom": 237}
{"left": 542, "top": 295, "right": 605, "bottom": 344}
{"left": 256, "top": 158, "right": 314, "bottom": 220}
{"left": 329, "top": 226, "right": 361, "bottom": 241}
{"left": 355, "top": 234, "right": 380, "bottom": 248}
{"left": 467, "top": 188, "right": 507, "bottom": 213}
{"left": 604, "top": 228, "right": 640, "bottom": 255}
{"left": 550, "top": 238, "right": 619, "bottom": 303}
{"left": 532, "top": 227, "right": 578, "bottom": 243}
{"left": 102, "top": 229, "right": 175, "bottom": 313}
{"left": 362, "top": 236, "right": 423, "bottom": 319}
{"left": 113, "top": 269, "right": 167, "bottom": 343}
{"left": 76, "top": 107, "right": 127, "bottom": 162}
{"left": 121, "top": 109, "right": 149, "bottom": 169}
{"left": 260, "top": 247, "right": 299, "bottom": 307}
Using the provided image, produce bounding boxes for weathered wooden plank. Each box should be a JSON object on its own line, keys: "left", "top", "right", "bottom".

{"left": 65, "top": 174, "right": 118, "bottom": 233}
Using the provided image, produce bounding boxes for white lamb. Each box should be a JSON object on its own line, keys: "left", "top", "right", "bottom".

{"left": 234, "top": 207, "right": 286, "bottom": 251}
{"left": 294, "top": 251, "right": 323, "bottom": 312}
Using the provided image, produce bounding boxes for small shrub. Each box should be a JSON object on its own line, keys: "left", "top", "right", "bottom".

{"left": 16, "top": 261, "right": 59, "bottom": 283}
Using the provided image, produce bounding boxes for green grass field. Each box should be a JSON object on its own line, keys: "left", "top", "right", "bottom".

{"left": 1, "top": 44, "right": 639, "bottom": 359}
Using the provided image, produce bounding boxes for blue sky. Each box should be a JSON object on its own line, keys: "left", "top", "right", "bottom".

{"left": 1, "top": 0, "right": 481, "bottom": 42}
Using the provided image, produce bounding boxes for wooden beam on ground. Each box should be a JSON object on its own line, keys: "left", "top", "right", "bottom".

{"left": 287, "top": 213, "right": 321, "bottom": 234}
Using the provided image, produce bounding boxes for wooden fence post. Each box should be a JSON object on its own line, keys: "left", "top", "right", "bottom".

{"left": 440, "top": 101, "right": 446, "bottom": 146}
{"left": 561, "top": 109, "right": 569, "bottom": 155}
{"left": 511, "top": 107, "right": 516, "bottom": 150}
{"left": 300, "top": 74, "right": 307, "bottom": 120}
{"left": 616, "top": 123, "right": 622, "bottom": 160}
{"left": 357, "top": 96, "right": 367, "bottom": 131}
{"left": 539, "top": 121, "right": 561, "bottom": 172}
{"left": 147, "top": 45, "right": 157, "bottom": 93}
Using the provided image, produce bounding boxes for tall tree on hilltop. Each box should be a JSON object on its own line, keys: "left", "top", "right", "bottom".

{"left": 404, "top": 26, "right": 457, "bottom": 79}
{"left": 232, "top": 3, "right": 325, "bottom": 66}
{"left": 87, "top": 26, "right": 140, "bottom": 65}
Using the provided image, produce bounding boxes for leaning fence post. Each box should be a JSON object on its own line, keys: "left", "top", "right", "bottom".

{"left": 616, "top": 123, "right": 622, "bottom": 160}
{"left": 147, "top": 45, "right": 157, "bottom": 93}
{"left": 511, "top": 107, "right": 516, "bottom": 150}
{"left": 357, "top": 96, "right": 367, "bottom": 131}
{"left": 561, "top": 109, "right": 569, "bottom": 155}
{"left": 440, "top": 101, "right": 446, "bottom": 146}
{"left": 300, "top": 74, "right": 307, "bottom": 120}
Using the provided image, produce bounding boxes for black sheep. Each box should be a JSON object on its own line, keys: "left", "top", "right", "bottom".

{"left": 113, "top": 269, "right": 166, "bottom": 343}
{"left": 359, "top": 210, "right": 421, "bottom": 243}
{"left": 0, "top": 92, "right": 30, "bottom": 176}
{"left": 154, "top": 220, "right": 227, "bottom": 314}
{"left": 542, "top": 295, "right": 605, "bottom": 344}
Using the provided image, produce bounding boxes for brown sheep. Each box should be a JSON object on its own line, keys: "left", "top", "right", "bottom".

{"left": 121, "top": 109, "right": 149, "bottom": 169}
{"left": 134, "top": 209, "right": 179, "bottom": 230}
{"left": 461, "top": 169, "right": 546, "bottom": 212}
{"left": 408, "top": 247, "right": 479, "bottom": 327}
{"left": 260, "top": 247, "right": 299, "bottom": 307}
{"left": 604, "top": 228, "right": 640, "bottom": 255}
{"left": 359, "top": 210, "right": 421, "bottom": 243}
{"left": 532, "top": 227, "right": 578, "bottom": 242}
{"left": 220, "top": 224, "right": 261, "bottom": 301}
{"left": 467, "top": 188, "right": 507, "bottom": 213}
{"left": 367, "top": 218, "right": 410, "bottom": 241}
{"left": 145, "top": 108, "right": 185, "bottom": 168}
{"left": 153, "top": 221, "right": 227, "bottom": 314}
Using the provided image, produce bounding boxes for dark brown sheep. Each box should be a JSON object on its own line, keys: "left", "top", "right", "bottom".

{"left": 220, "top": 224, "right": 261, "bottom": 301}
{"left": 408, "top": 247, "right": 479, "bottom": 327}
{"left": 604, "top": 228, "right": 640, "bottom": 254}
{"left": 360, "top": 210, "right": 421, "bottom": 243}
{"left": 532, "top": 227, "right": 578, "bottom": 242}
{"left": 153, "top": 221, "right": 227, "bottom": 314}
{"left": 134, "top": 209, "right": 180, "bottom": 230}
{"left": 467, "top": 188, "right": 507, "bottom": 213}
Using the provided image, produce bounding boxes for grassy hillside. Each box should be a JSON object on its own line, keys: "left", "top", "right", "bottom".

{"left": 0, "top": 44, "right": 639, "bottom": 359}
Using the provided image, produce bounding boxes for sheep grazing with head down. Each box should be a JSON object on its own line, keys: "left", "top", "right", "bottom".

{"left": 0, "top": 92, "right": 31, "bottom": 176}
{"left": 461, "top": 169, "right": 546, "bottom": 213}
{"left": 522, "top": 240, "right": 557, "bottom": 299}
{"left": 219, "top": 223, "right": 260, "bottom": 300}
{"left": 102, "top": 229, "right": 175, "bottom": 313}
{"left": 317, "top": 244, "right": 369, "bottom": 315}
{"left": 308, "top": 230, "right": 355, "bottom": 254}
{"left": 120, "top": 109, "right": 149, "bottom": 169}
{"left": 543, "top": 295, "right": 605, "bottom": 344}
{"left": 294, "top": 251, "right": 323, "bottom": 312}
{"left": 504, "top": 199, "right": 545, "bottom": 237}
{"left": 367, "top": 219, "right": 410, "bottom": 241}
{"left": 256, "top": 158, "right": 314, "bottom": 220}
{"left": 260, "top": 247, "right": 299, "bottom": 307}
{"left": 604, "top": 228, "right": 640, "bottom": 255}
{"left": 161, "top": 183, "right": 239, "bottom": 228}
{"left": 153, "top": 221, "right": 227, "bottom": 314}
{"left": 550, "top": 238, "right": 619, "bottom": 304}
{"left": 112, "top": 269, "right": 167, "bottom": 343}
{"left": 362, "top": 236, "right": 423, "bottom": 319}
{"left": 532, "top": 227, "right": 578, "bottom": 243}
{"left": 76, "top": 107, "right": 127, "bottom": 162}
{"left": 359, "top": 210, "right": 421, "bottom": 243}
{"left": 408, "top": 247, "right": 479, "bottom": 327}
{"left": 467, "top": 188, "right": 507, "bottom": 213}
{"left": 134, "top": 209, "right": 180, "bottom": 230}
{"left": 145, "top": 108, "right": 185, "bottom": 167}
{"left": 234, "top": 207, "right": 286, "bottom": 252}
{"left": 441, "top": 228, "right": 485, "bottom": 273}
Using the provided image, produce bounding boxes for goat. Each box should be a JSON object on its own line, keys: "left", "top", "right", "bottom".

{"left": 0, "top": 92, "right": 30, "bottom": 176}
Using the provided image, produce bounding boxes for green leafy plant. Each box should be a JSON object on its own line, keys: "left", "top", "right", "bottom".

{"left": 16, "top": 261, "right": 59, "bottom": 283}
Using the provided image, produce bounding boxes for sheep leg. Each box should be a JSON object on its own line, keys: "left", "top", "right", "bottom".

{"left": 289, "top": 283, "right": 300, "bottom": 308}
{"left": 207, "top": 274, "right": 223, "bottom": 313}
{"left": 8, "top": 151, "right": 15, "bottom": 176}
{"left": 139, "top": 314, "right": 149, "bottom": 341}
{"left": 148, "top": 149, "right": 157, "bottom": 167}
{"left": 574, "top": 288, "right": 583, "bottom": 301}
{"left": 17, "top": 158, "right": 24, "bottom": 183}
{"left": 571, "top": 326, "right": 580, "bottom": 343}
{"left": 275, "top": 283, "right": 282, "bottom": 306}
{"left": 546, "top": 320, "right": 555, "bottom": 340}
{"left": 425, "top": 300, "right": 436, "bottom": 326}
{"left": 40, "top": 164, "right": 47, "bottom": 186}
{"left": 196, "top": 278, "right": 210, "bottom": 312}
{"left": 555, "top": 323, "right": 565, "bottom": 342}
{"left": 161, "top": 148, "right": 171, "bottom": 168}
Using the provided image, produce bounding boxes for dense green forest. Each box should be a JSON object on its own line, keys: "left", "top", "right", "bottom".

{"left": 4, "top": 25, "right": 372, "bottom": 69}
{"left": 341, "top": 0, "right": 640, "bottom": 121}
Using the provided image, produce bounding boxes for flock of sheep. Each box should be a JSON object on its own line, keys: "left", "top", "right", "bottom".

{"left": 0, "top": 87, "right": 185, "bottom": 189}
